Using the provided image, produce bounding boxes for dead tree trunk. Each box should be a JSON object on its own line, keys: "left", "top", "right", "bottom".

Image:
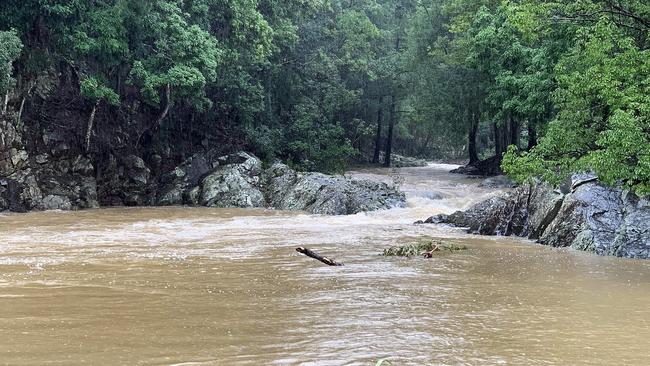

{"left": 372, "top": 96, "right": 384, "bottom": 164}
{"left": 296, "top": 247, "right": 343, "bottom": 266}
{"left": 85, "top": 100, "right": 100, "bottom": 154}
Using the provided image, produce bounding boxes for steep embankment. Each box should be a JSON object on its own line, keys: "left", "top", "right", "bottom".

{"left": 0, "top": 119, "right": 98, "bottom": 211}
{"left": 1, "top": 118, "right": 404, "bottom": 215}
{"left": 421, "top": 175, "right": 650, "bottom": 259}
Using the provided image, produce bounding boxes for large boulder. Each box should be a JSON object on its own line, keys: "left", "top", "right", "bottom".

{"left": 97, "top": 153, "right": 152, "bottom": 206}
{"left": 1, "top": 119, "right": 44, "bottom": 211}
{"left": 347, "top": 179, "right": 407, "bottom": 213}
{"left": 264, "top": 162, "right": 406, "bottom": 215}
{"left": 527, "top": 182, "right": 564, "bottom": 239}
{"left": 200, "top": 152, "right": 265, "bottom": 208}
{"left": 1, "top": 120, "right": 29, "bottom": 176}
{"left": 615, "top": 192, "right": 650, "bottom": 258}
{"left": 479, "top": 175, "right": 517, "bottom": 189}
{"left": 450, "top": 155, "right": 502, "bottom": 176}
{"left": 423, "top": 175, "right": 650, "bottom": 259}
{"left": 123, "top": 155, "right": 150, "bottom": 186}
{"left": 540, "top": 177, "right": 623, "bottom": 253}
{"left": 33, "top": 155, "right": 99, "bottom": 210}
{"left": 0, "top": 176, "right": 42, "bottom": 212}
{"left": 380, "top": 153, "right": 428, "bottom": 168}
{"left": 427, "top": 185, "right": 529, "bottom": 236}
{"left": 157, "top": 150, "right": 218, "bottom": 205}
{"left": 155, "top": 153, "right": 406, "bottom": 215}
{"left": 266, "top": 171, "right": 350, "bottom": 214}
{"left": 40, "top": 194, "right": 73, "bottom": 211}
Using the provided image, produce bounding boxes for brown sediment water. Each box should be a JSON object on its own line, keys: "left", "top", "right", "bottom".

{"left": 0, "top": 164, "right": 649, "bottom": 365}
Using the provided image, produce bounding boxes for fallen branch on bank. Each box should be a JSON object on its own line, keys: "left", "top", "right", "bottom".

{"left": 296, "top": 247, "right": 343, "bottom": 266}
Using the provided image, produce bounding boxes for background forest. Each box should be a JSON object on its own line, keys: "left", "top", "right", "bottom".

{"left": 1, "top": 0, "right": 648, "bottom": 193}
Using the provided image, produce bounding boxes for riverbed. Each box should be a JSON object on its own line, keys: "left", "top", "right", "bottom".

{"left": 1, "top": 164, "right": 649, "bottom": 365}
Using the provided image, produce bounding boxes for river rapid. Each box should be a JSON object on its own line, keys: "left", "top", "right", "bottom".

{"left": 0, "top": 164, "right": 649, "bottom": 365}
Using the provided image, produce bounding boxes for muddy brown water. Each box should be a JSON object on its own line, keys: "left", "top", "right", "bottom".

{"left": 1, "top": 164, "right": 649, "bottom": 365}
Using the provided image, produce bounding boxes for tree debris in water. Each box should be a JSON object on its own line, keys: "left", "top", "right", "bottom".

{"left": 382, "top": 239, "right": 467, "bottom": 258}
{"left": 296, "top": 247, "right": 343, "bottom": 266}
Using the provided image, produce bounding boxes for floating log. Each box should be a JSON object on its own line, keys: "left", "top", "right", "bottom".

{"left": 296, "top": 247, "right": 343, "bottom": 266}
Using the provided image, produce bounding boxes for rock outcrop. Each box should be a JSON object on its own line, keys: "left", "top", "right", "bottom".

{"left": 424, "top": 175, "right": 650, "bottom": 259}
{"left": 156, "top": 151, "right": 406, "bottom": 215}
{"left": 450, "top": 155, "right": 502, "bottom": 176}
{"left": 478, "top": 175, "right": 516, "bottom": 189}
{"left": 1, "top": 119, "right": 98, "bottom": 211}
{"left": 96, "top": 153, "right": 154, "bottom": 206}
{"left": 380, "top": 153, "right": 429, "bottom": 168}
{"left": 2, "top": 125, "right": 405, "bottom": 216}
{"left": 200, "top": 152, "right": 265, "bottom": 208}
{"left": 264, "top": 162, "right": 406, "bottom": 215}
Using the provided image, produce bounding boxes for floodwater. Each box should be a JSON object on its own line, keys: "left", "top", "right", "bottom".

{"left": 0, "top": 164, "right": 649, "bottom": 365}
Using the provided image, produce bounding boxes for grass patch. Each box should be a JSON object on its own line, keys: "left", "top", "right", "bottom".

{"left": 382, "top": 238, "right": 467, "bottom": 258}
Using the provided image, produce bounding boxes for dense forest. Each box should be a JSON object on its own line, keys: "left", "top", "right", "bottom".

{"left": 1, "top": 0, "right": 648, "bottom": 194}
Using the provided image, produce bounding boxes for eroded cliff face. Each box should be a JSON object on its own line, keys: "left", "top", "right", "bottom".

{"left": 424, "top": 176, "right": 650, "bottom": 259}
{"left": 1, "top": 119, "right": 98, "bottom": 211}
{"left": 1, "top": 120, "right": 405, "bottom": 215}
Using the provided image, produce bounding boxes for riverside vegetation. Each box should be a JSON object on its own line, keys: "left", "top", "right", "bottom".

{"left": 382, "top": 238, "right": 468, "bottom": 258}
{"left": 0, "top": 1, "right": 649, "bottom": 257}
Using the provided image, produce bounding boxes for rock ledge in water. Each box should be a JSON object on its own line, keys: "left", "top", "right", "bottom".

{"left": 379, "top": 153, "right": 429, "bottom": 168}
{"left": 156, "top": 151, "right": 406, "bottom": 215}
{"left": 450, "top": 156, "right": 502, "bottom": 176}
{"left": 423, "top": 176, "right": 650, "bottom": 259}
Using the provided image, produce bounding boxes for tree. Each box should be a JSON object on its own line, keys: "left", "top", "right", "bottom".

{"left": 0, "top": 29, "right": 23, "bottom": 115}
{"left": 504, "top": 18, "right": 650, "bottom": 194}
{"left": 128, "top": 1, "right": 222, "bottom": 143}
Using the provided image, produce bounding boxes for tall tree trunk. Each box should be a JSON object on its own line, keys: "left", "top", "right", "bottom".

{"left": 138, "top": 84, "right": 171, "bottom": 147}
{"left": 503, "top": 115, "right": 512, "bottom": 148}
{"left": 509, "top": 115, "right": 520, "bottom": 148}
{"left": 16, "top": 84, "right": 34, "bottom": 128}
{"left": 384, "top": 95, "right": 396, "bottom": 167}
{"left": 372, "top": 96, "right": 384, "bottom": 164}
{"left": 419, "top": 133, "right": 431, "bottom": 156}
{"left": 153, "top": 83, "right": 171, "bottom": 132}
{"left": 468, "top": 107, "right": 479, "bottom": 164}
{"left": 2, "top": 92, "right": 8, "bottom": 115}
{"left": 527, "top": 118, "right": 537, "bottom": 150}
{"left": 85, "top": 100, "right": 100, "bottom": 154}
{"left": 17, "top": 97, "right": 25, "bottom": 128}
{"left": 494, "top": 122, "right": 503, "bottom": 157}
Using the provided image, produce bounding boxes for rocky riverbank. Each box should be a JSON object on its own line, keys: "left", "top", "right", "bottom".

{"left": 155, "top": 151, "right": 406, "bottom": 215}
{"left": 377, "top": 153, "right": 429, "bottom": 168}
{"left": 1, "top": 118, "right": 405, "bottom": 215}
{"left": 420, "top": 175, "right": 650, "bottom": 259}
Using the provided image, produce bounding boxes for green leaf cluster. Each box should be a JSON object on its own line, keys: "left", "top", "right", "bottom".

{"left": 0, "top": 29, "right": 22, "bottom": 94}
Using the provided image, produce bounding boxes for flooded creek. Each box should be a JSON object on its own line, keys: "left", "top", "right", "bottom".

{"left": 1, "top": 164, "right": 649, "bottom": 365}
